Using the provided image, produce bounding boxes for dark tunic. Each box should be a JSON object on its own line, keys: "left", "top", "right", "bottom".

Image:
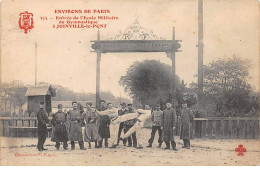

{"left": 36, "top": 109, "right": 50, "bottom": 149}
{"left": 37, "top": 109, "right": 50, "bottom": 131}
{"left": 83, "top": 108, "right": 102, "bottom": 142}
{"left": 161, "top": 108, "right": 176, "bottom": 142}
{"left": 98, "top": 115, "right": 110, "bottom": 138}
{"left": 51, "top": 111, "right": 68, "bottom": 142}
{"left": 97, "top": 106, "right": 107, "bottom": 129}
{"left": 180, "top": 108, "right": 194, "bottom": 140}
{"left": 68, "top": 109, "right": 83, "bottom": 141}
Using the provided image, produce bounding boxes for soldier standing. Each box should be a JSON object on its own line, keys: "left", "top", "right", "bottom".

{"left": 83, "top": 102, "right": 102, "bottom": 148}
{"left": 180, "top": 102, "right": 194, "bottom": 149}
{"left": 161, "top": 102, "right": 178, "bottom": 151}
{"left": 37, "top": 102, "right": 50, "bottom": 151}
{"left": 51, "top": 104, "right": 68, "bottom": 150}
{"left": 68, "top": 101, "right": 86, "bottom": 150}
{"left": 147, "top": 104, "right": 163, "bottom": 148}
{"left": 117, "top": 102, "right": 127, "bottom": 146}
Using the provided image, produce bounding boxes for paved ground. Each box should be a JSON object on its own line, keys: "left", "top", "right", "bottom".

{"left": 0, "top": 128, "right": 260, "bottom": 166}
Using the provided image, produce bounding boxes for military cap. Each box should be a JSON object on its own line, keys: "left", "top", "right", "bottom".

{"left": 127, "top": 103, "right": 133, "bottom": 106}
{"left": 86, "top": 102, "right": 92, "bottom": 106}
{"left": 72, "top": 100, "right": 77, "bottom": 105}
{"left": 100, "top": 100, "right": 106, "bottom": 103}
{"left": 58, "top": 104, "right": 62, "bottom": 108}
{"left": 107, "top": 102, "right": 112, "bottom": 105}
{"left": 120, "top": 102, "right": 126, "bottom": 106}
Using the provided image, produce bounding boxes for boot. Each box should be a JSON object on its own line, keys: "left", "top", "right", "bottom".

{"left": 164, "top": 142, "right": 170, "bottom": 150}
{"left": 98, "top": 140, "right": 102, "bottom": 148}
{"left": 171, "top": 141, "right": 178, "bottom": 151}
{"left": 158, "top": 142, "right": 162, "bottom": 148}
{"left": 71, "top": 141, "right": 75, "bottom": 150}
{"left": 182, "top": 139, "right": 187, "bottom": 148}
{"left": 110, "top": 145, "right": 117, "bottom": 148}
{"left": 95, "top": 141, "right": 98, "bottom": 148}
{"left": 187, "top": 140, "right": 190, "bottom": 149}
{"left": 105, "top": 139, "right": 108, "bottom": 148}
{"left": 146, "top": 144, "right": 152, "bottom": 148}
{"left": 88, "top": 142, "right": 91, "bottom": 149}
{"left": 79, "top": 141, "right": 86, "bottom": 150}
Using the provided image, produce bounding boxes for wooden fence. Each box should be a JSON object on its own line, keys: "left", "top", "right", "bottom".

{"left": 0, "top": 117, "right": 52, "bottom": 137}
{"left": 0, "top": 116, "right": 259, "bottom": 139}
{"left": 175, "top": 117, "right": 259, "bottom": 139}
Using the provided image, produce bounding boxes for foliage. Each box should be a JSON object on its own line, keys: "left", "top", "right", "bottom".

{"left": 119, "top": 60, "right": 194, "bottom": 109}
{"left": 202, "top": 56, "right": 258, "bottom": 116}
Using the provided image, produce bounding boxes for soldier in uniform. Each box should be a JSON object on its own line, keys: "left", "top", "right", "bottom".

{"left": 180, "top": 102, "right": 194, "bottom": 149}
{"left": 83, "top": 102, "right": 101, "bottom": 148}
{"left": 37, "top": 102, "right": 50, "bottom": 151}
{"left": 124, "top": 103, "right": 137, "bottom": 147}
{"left": 147, "top": 104, "right": 163, "bottom": 148}
{"left": 161, "top": 102, "right": 178, "bottom": 151}
{"left": 67, "top": 101, "right": 86, "bottom": 150}
{"left": 117, "top": 102, "right": 127, "bottom": 146}
{"left": 51, "top": 104, "right": 68, "bottom": 150}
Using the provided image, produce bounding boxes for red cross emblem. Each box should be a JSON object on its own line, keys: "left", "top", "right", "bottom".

{"left": 19, "top": 11, "right": 34, "bottom": 34}
{"left": 235, "top": 144, "right": 246, "bottom": 156}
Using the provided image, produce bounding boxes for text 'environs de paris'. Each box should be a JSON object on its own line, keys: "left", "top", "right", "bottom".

{"left": 54, "top": 9, "right": 110, "bottom": 14}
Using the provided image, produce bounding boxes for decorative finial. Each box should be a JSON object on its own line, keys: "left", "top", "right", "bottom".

{"left": 110, "top": 19, "right": 164, "bottom": 40}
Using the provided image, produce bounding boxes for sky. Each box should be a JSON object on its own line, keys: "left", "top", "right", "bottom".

{"left": 1, "top": 0, "right": 259, "bottom": 100}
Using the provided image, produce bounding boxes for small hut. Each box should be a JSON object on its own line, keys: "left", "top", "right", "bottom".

{"left": 25, "top": 85, "right": 56, "bottom": 115}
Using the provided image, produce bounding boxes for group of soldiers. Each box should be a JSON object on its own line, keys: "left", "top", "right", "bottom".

{"left": 36, "top": 100, "right": 194, "bottom": 151}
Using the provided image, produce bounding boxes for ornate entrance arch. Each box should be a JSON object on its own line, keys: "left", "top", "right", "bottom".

{"left": 91, "top": 19, "right": 182, "bottom": 108}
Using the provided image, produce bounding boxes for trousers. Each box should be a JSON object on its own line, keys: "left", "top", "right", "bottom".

{"left": 71, "top": 141, "right": 84, "bottom": 149}
{"left": 109, "top": 113, "right": 138, "bottom": 146}
{"left": 56, "top": 141, "right": 68, "bottom": 148}
{"left": 117, "top": 123, "right": 127, "bottom": 145}
{"left": 183, "top": 139, "right": 190, "bottom": 147}
{"left": 122, "top": 121, "right": 143, "bottom": 147}
{"left": 148, "top": 126, "right": 162, "bottom": 145}
{"left": 124, "top": 125, "right": 137, "bottom": 147}
{"left": 37, "top": 127, "right": 47, "bottom": 150}
{"left": 165, "top": 141, "right": 176, "bottom": 149}
{"left": 98, "top": 138, "right": 109, "bottom": 147}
